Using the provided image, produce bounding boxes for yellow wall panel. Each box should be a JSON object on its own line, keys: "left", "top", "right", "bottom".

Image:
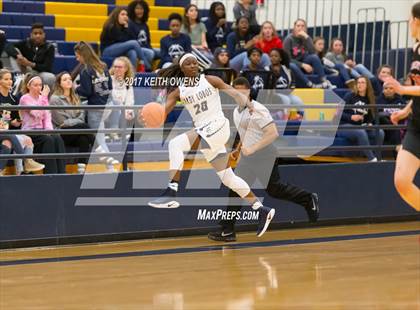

{"left": 116, "top": 0, "right": 154, "bottom": 5}
{"left": 150, "top": 30, "right": 170, "bottom": 44}
{"left": 56, "top": 15, "right": 107, "bottom": 29}
{"left": 65, "top": 28, "right": 101, "bottom": 43}
{"left": 291, "top": 89, "right": 337, "bottom": 121}
{"left": 0, "top": 1, "right": 3, "bottom": 13}
{"left": 147, "top": 18, "right": 158, "bottom": 30}
{"left": 149, "top": 6, "right": 183, "bottom": 19}
{"left": 46, "top": 2, "right": 107, "bottom": 16}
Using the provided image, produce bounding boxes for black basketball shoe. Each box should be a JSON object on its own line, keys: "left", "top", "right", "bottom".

{"left": 148, "top": 187, "right": 180, "bottom": 208}
{"left": 305, "top": 193, "right": 319, "bottom": 222}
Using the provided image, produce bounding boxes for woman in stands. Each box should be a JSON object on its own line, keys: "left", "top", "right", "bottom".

{"left": 209, "top": 47, "right": 236, "bottom": 84}
{"left": 148, "top": 53, "right": 275, "bottom": 238}
{"left": 227, "top": 16, "right": 270, "bottom": 73}
{"left": 50, "top": 72, "right": 96, "bottom": 174}
{"left": 181, "top": 4, "right": 213, "bottom": 61}
{"left": 74, "top": 41, "right": 119, "bottom": 169}
{"left": 0, "top": 69, "right": 44, "bottom": 175}
{"left": 336, "top": 76, "right": 384, "bottom": 162}
{"left": 101, "top": 7, "right": 151, "bottom": 71}
{"left": 19, "top": 74, "right": 66, "bottom": 174}
{"left": 255, "top": 21, "right": 283, "bottom": 55}
{"left": 325, "top": 38, "right": 376, "bottom": 82}
{"left": 313, "top": 37, "right": 355, "bottom": 89}
{"left": 205, "top": 2, "right": 231, "bottom": 52}
{"left": 374, "top": 64, "right": 394, "bottom": 95}
{"left": 283, "top": 19, "right": 334, "bottom": 89}
{"left": 159, "top": 13, "right": 192, "bottom": 69}
{"left": 127, "top": 0, "right": 156, "bottom": 66}
{"left": 385, "top": 2, "right": 420, "bottom": 210}
{"left": 108, "top": 56, "right": 135, "bottom": 138}
{"left": 269, "top": 48, "right": 304, "bottom": 116}
{"left": 233, "top": 0, "right": 259, "bottom": 36}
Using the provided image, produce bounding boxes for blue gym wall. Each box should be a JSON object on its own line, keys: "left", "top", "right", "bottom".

{"left": 0, "top": 162, "right": 418, "bottom": 248}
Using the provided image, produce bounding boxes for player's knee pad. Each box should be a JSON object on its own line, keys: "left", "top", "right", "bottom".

{"left": 216, "top": 168, "right": 250, "bottom": 198}
{"left": 169, "top": 133, "right": 191, "bottom": 170}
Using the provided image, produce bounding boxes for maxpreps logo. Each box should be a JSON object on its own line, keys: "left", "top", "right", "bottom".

{"left": 197, "top": 209, "right": 260, "bottom": 221}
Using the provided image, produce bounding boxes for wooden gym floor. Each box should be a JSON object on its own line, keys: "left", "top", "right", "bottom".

{"left": 1, "top": 221, "right": 419, "bottom": 309}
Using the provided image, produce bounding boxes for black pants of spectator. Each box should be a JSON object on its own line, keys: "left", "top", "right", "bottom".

{"left": 0, "top": 140, "right": 12, "bottom": 170}
{"left": 379, "top": 114, "right": 401, "bottom": 147}
{"left": 29, "top": 134, "right": 66, "bottom": 174}
{"left": 61, "top": 123, "right": 95, "bottom": 164}
{"left": 219, "top": 146, "right": 313, "bottom": 232}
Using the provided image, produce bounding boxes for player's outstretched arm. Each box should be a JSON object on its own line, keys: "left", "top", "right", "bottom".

{"left": 164, "top": 88, "right": 180, "bottom": 119}
{"left": 384, "top": 77, "right": 420, "bottom": 97}
{"left": 205, "top": 75, "right": 252, "bottom": 110}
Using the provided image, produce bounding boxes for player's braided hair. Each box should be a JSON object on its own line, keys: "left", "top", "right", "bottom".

{"left": 157, "top": 55, "right": 187, "bottom": 93}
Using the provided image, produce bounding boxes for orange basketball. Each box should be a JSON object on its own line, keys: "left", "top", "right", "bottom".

{"left": 140, "top": 102, "right": 165, "bottom": 128}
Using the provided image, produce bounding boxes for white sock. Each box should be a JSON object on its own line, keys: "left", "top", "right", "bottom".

{"left": 168, "top": 182, "right": 178, "bottom": 192}
{"left": 252, "top": 200, "right": 263, "bottom": 210}
{"left": 169, "top": 134, "right": 191, "bottom": 170}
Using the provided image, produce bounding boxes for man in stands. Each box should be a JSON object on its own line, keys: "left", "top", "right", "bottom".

{"left": 6, "top": 23, "right": 55, "bottom": 88}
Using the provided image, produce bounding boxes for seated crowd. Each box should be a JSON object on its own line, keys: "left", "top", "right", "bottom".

{"left": 0, "top": 0, "right": 415, "bottom": 175}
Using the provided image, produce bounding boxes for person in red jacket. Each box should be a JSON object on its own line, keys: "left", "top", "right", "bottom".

{"left": 255, "top": 21, "right": 283, "bottom": 54}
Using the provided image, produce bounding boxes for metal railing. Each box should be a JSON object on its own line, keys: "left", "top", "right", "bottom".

{"left": 0, "top": 103, "right": 408, "bottom": 170}
{"left": 353, "top": 7, "right": 386, "bottom": 72}
{"left": 193, "top": 0, "right": 412, "bottom": 78}
{"left": 386, "top": 20, "right": 411, "bottom": 79}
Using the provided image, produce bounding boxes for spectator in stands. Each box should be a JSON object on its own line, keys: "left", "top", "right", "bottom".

{"left": 233, "top": 0, "right": 259, "bottom": 36}
{"left": 283, "top": 19, "right": 334, "bottom": 89}
{"left": 74, "top": 41, "right": 119, "bottom": 169}
{"left": 181, "top": 4, "right": 213, "bottom": 61}
{"left": 50, "top": 72, "right": 96, "bottom": 174}
{"left": 5, "top": 23, "right": 55, "bottom": 89}
{"left": 108, "top": 56, "right": 135, "bottom": 139}
{"left": 337, "top": 76, "right": 384, "bottom": 161}
{"left": 127, "top": 0, "right": 157, "bottom": 66}
{"left": 101, "top": 7, "right": 151, "bottom": 71}
{"left": 0, "top": 70, "right": 21, "bottom": 130}
{"left": 0, "top": 69, "right": 45, "bottom": 174}
{"left": 376, "top": 83, "right": 405, "bottom": 149}
{"left": 227, "top": 16, "right": 270, "bottom": 73}
{"left": 374, "top": 64, "right": 394, "bottom": 95}
{"left": 159, "top": 13, "right": 192, "bottom": 69}
{"left": 314, "top": 37, "right": 355, "bottom": 89}
{"left": 205, "top": 2, "right": 231, "bottom": 52}
{"left": 240, "top": 47, "right": 273, "bottom": 99}
{"left": 255, "top": 21, "right": 283, "bottom": 54}
{"left": 211, "top": 47, "right": 230, "bottom": 69}
{"left": 325, "top": 38, "right": 375, "bottom": 81}
{"left": 19, "top": 74, "right": 66, "bottom": 174}
{"left": 208, "top": 47, "right": 236, "bottom": 84}
{"left": 269, "top": 48, "right": 304, "bottom": 114}
{"left": 242, "top": 47, "right": 269, "bottom": 71}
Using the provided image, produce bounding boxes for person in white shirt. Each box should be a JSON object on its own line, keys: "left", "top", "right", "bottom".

{"left": 208, "top": 77, "right": 319, "bottom": 242}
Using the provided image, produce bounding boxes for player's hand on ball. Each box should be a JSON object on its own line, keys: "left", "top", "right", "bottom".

{"left": 230, "top": 149, "right": 240, "bottom": 161}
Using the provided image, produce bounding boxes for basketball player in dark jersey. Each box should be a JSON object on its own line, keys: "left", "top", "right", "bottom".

{"left": 384, "top": 2, "right": 420, "bottom": 210}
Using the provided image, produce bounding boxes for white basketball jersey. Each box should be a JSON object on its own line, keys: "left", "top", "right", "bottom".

{"left": 179, "top": 74, "right": 225, "bottom": 128}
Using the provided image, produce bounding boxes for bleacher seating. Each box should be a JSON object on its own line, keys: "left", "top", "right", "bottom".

{"left": 0, "top": 0, "right": 404, "bottom": 173}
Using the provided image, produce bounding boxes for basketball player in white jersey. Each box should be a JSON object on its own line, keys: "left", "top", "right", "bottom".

{"left": 148, "top": 53, "right": 275, "bottom": 237}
